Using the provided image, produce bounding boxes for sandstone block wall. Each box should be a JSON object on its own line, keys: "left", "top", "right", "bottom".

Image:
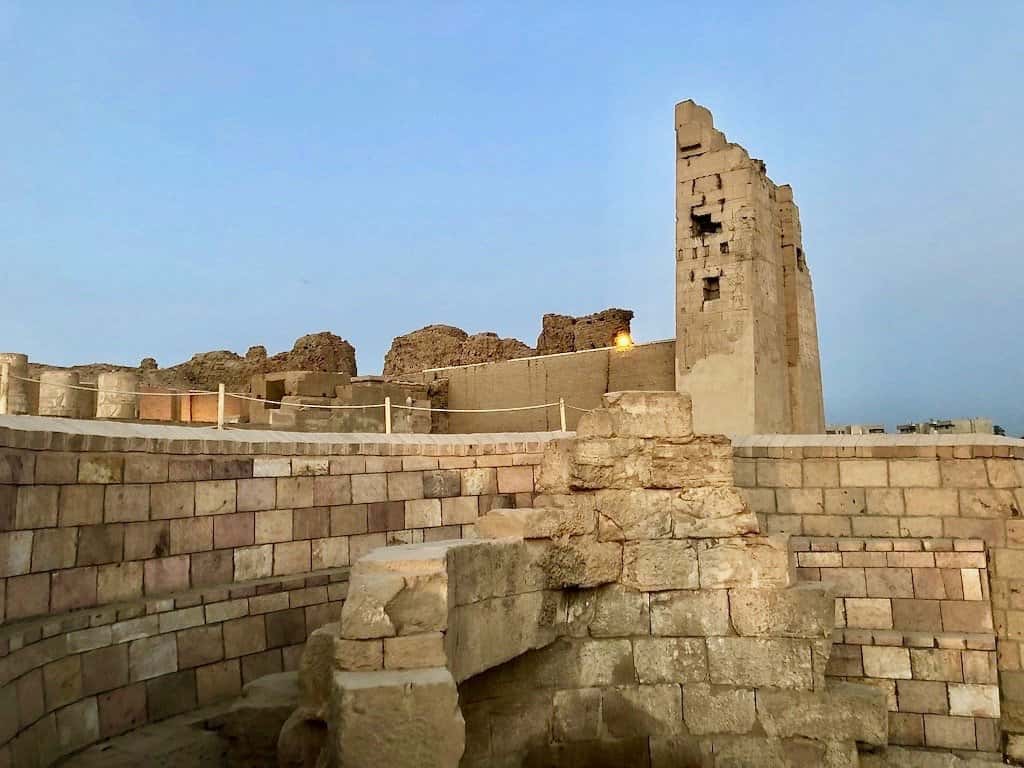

{"left": 733, "top": 434, "right": 1024, "bottom": 753}
{"left": 0, "top": 418, "right": 553, "bottom": 766}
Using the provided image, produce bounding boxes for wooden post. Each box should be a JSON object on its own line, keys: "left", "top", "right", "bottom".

{"left": 0, "top": 363, "right": 8, "bottom": 416}
{"left": 559, "top": 397, "right": 567, "bottom": 432}
{"left": 384, "top": 396, "right": 392, "bottom": 435}
{"left": 217, "top": 383, "right": 226, "bottom": 429}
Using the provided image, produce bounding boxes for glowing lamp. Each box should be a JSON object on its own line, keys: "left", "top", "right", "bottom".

{"left": 614, "top": 332, "right": 634, "bottom": 349}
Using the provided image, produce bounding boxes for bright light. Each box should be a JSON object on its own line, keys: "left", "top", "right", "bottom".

{"left": 614, "top": 332, "right": 634, "bottom": 349}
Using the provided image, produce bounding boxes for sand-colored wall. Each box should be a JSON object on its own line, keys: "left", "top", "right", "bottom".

{"left": 416, "top": 340, "right": 675, "bottom": 433}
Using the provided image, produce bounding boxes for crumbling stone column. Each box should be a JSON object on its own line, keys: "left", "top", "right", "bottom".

{"left": 38, "top": 371, "right": 80, "bottom": 417}
{"left": 0, "top": 352, "right": 31, "bottom": 415}
{"left": 96, "top": 371, "right": 139, "bottom": 419}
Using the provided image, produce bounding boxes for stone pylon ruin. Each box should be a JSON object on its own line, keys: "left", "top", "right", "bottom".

{"left": 280, "top": 392, "right": 883, "bottom": 767}
{"left": 675, "top": 101, "right": 826, "bottom": 436}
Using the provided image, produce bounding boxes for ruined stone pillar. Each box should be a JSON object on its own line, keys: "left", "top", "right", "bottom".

{"left": 0, "top": 352, "right": 31, "bottom": 415}
{"left": 96, "top": 372, "right": 139, "bottom": 419}
{"left": 38, "top": 371, "right": 80, "bottom": 418}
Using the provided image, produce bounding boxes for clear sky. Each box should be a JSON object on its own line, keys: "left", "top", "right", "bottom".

{"left": 2, "top": 2, "right": 1022, "bottom": 434}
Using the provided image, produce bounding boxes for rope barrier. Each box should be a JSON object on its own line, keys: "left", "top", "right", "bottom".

{"left": 224, "top": 392, "right": 385, "bottom": 410}
{"left": 8, "top": 373, "right": 216, "bottom": 396}
{"left": 391, "top": 402, "right": 560, "bottom": 414}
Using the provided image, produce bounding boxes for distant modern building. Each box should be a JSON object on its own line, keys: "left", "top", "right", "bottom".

{"left": 826, "top": 424, "right": 886, "bottom": 435}
{"left": 896, "top": 418, "right": 1001, "bottom": 436}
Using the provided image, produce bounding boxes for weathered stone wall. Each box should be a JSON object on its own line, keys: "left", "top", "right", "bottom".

{"left": 733, "top": 434, "right": 1024, "bottom": 754}
{"left": 383, "top": 325, "right": 534, "bottom": 377}
{"left": 535, "top": 308, "right": 634, "bottom": 355}
{"left": 0, "top": 417, "right": 553, "bottom": 765}
{"left": 674, "top": 101, "right": 825, "bottom": 435}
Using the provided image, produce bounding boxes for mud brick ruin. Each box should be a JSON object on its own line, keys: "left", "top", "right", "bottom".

{"left": 1, "top": 102, "right": 1023, "bottom": 768}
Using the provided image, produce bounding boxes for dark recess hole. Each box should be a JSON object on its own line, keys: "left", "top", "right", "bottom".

{"left": 691, "top": 213, "right": 722, "bottom": 237}
{"left": 720, "top": 242, "right": 730, "bottom": 254}
{"left": 703, "top": 276, "right": 721, "bottom": 302}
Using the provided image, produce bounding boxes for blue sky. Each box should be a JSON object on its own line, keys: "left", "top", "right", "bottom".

{"left": 2, "top": 2, "right": 1022, "bottom": 434}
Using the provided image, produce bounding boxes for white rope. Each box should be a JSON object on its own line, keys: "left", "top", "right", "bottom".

{"left": 392, "top": 402, "right": 560, "bottom": 414}
{"left": 566, "top": 405, "right": 596, "bottom": 414}
{"left": 224, "top": 392, "right": 385, "bottom": 410}
{"left": 8, "top": 373, "right": 216, "bottom": 396}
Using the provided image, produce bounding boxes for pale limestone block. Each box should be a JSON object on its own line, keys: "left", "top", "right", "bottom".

{"left": 441, "top": 496, "right": 478, "bottom": 525}
{"left": 650, "top": 589, "right": 730, "bottom": 636}
{"left": 384, "top": 632, "right": 447, "bottom": 670}
{"left": 650, "top": 439, "right": 733, "bottom": 489}
{"left": 447, "top": 539, "right": 545, "bottom": 605}
{"left": 622, "top": 540, "right": 698, "bottom": 591}
{"left": 838, "top": 460, "right": 888, "bottom": 487}
{"left": 985, "top": 459, "right": 1019, "bottom": 488}
{"left": 234, "top": 544, "right": 274, "bottom": 581}
{"left": 300, "top": 623, "right": 383, "bottom": 715}
{"left": 405, "top": 498, "right": 441, "bottom": 528}
{"left": 583, "top": 391, "right": 694, "bottom": 439}
{"left": 129, "top": 634, "right": 177, "bottom": 681}
{"left": 888, "top": 460, "right": 941, "bottom": 488}
{"left": 824, "top": 488, "right": 865, "bottom": 516}
{"left": 862, "top": 646, "right": 911, "bottom": 679}
{"left": 947, "top": 683, "right": 1000, "bottom": 717}
{"left": 865, "top": 488, "right": 904, "bottom": 516}
{"left": 571, "top": 437, "right": 653, "bottom": 490}
{"left": 476, "top": 505, "right": 595, "bottom": 541}
{"left": 754, "top": 683, "right": 887, "bottom": 745}
{"left": 328, "top": 667, "right": 464, "bottom": 768}
{"left": 904, "top": 488, "right": 959, "bottom": 516}
{"left": 697, "top": 535, "right": 792, "bottom": 589}
{"left": 253, "top": 457, "right": 291, "bottom": 477}
{"left": 542, "top": 537, "right": 621, "bottom": 589}
{"left": 594, "top": 489, "right": 674, "bottom": 540}
{"left": 671, "top": 486, "right": 759, "bottom": 538}
{"left": 255, "top": 509, "right": 293, "bottom": 543}
{"left": 634, "top": 637, "right": 708, "bottom": 684}
{"left": 727, "top": 583, "right": 833, "bottom": 638}
{"left": 756, "top": 460, "right": 801, "bottom": 488}
{"left": 682, "top": 683, "right": 754, "bottom": 735}
{"left": 339, "top": 573, "right": 404, "bottom": 639}
{"left": 96, "top": 372, "right": 138, "bottom": 419}
{"left": 802, "top": 459, "right": 839, "bottom": 488}
{"left": 843, "top": 597, "right": 893, "bottom": 629}
{"left": 706, "top": 637, "right": 813, "bottom": 690}
{"left": 0, "top": 531, "right": 33, "bottom": 577}
{"left": 939, "top": 459, "right": 989, "bottom": 488}
{"left": 775, "top": 488, "right": 824, "bottom": 516}
{"left": 536, "top": 439, "right": 573, "bottom": 493}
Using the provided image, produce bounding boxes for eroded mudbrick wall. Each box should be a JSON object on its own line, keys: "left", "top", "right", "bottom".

{"left": 675, "top": 101, "right": 825, "bottom": 435}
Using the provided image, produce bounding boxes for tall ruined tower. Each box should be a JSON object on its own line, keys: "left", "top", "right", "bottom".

{"left": 674, "top": 100, "right": 825, "bottom": 434}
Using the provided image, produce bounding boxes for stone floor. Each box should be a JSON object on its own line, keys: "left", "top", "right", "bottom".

{"left": 57, "top": 704, "right": 233, "bottom": 768}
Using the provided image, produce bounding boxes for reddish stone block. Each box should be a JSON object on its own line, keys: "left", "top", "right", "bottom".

{"left": 497, "top": 466, "right": 534, "bottom": 494}
{"left": 98, "top": 683, "right": 147, "bottom": 739}
{"left": 190, "top": 549, "right": 234, "bottom": 587}
{"left": 293, "top": 507, "right": 330, "bottom": 540}
{"left": 124, "top": 521, "right": 170, "bottom": 560}
{"left": 51, "top": 566, "right": 97, "bottom": 612}
{"left": 240, "top": 649, "right": 283, "bottom": 684}
{"left": 143, "top": 555, "right": 190, "bottom": 596}
{"left": 367, "top": 501, "right": 404, "bottom": 532}
{"left": 82, "top": 644, "right": 130, "bottom": 695}
{"left": 236, "top": 478, "right": 276, "bottom": 512}
{"left": 330, "top": 504, "right": 368, "bottom": 536}
{"left": 104, "top": 485, "right": 150, "bottom": 523}
{"left": 176, "top": 624, "right": 224, "bottom": 669}
{"left": 941, "top": 601, "right": 993, "bottom": 633}
{"left": 196, "top": 660, "right": 241, "bottom": 705}
{"left": 213, "top": 512, "right": 255, "bottom": 549}
{"left": 77, "top": 524, "right": 124, "bottom": 566}
{"left": 277, "top": 477, "right": 314, "bottom": 508}
{"left": 146, "top": 670, "right": 197, "bottom": 720}
{"left": 313, "top": 476, "right": 351, "bottom": 507}
{"left": 210, "top": 459, "right": 252, "bottom": 480}
{"left": 891, "top": 598, "right": 943, "bottom": 632}
{"left": 273, "top": 541, "right": 310, "bottom": 576}
{"left": 168, "top": 458, "right": 211, "bottom": 482}
{"left": 266, "top": 607, "right": 306, "bottom": 648}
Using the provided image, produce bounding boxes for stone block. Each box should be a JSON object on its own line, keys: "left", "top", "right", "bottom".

{"left": 384, "top": 632, "right": 447, "bottom": 669}
{"left": 423, "top": 469, "right": 462, "bottom": 499}
{"left": 0, "top": 530, "right": 32, "bottom": 576}
{"left": 552, "top": 687, "right": 601, "bottom": 741}
{"left": 312, "top": 536, "right": 350, "bottom": 569}
{"left": 44, "top": 655, "right": 83, "bottom": 710}
{"left": 755, "top": 683, "right": 887, "bottom": 745}
{"left": 74, "top": 524, "right": 121, "bottom": 566}
{"left": 541, "top": 537, "right": 621, "bottom": 589}
{"left": 896, "top": 680, "right": 948, "bottom": 714}
{"left": 843, "top": 597, "right": 893, "bottom": 630}
{"left": 292, "top": 458, "right": 329, "bottom": 476}
{"left": 477, "top": 504, "right": 594, "bottom": 540}
{"left": 52, "top": 565, "right": 97, "bottom": 611}
{"left": 169, "top": 516, "right": 213, "bottom": 554}
{"left": 328, "top": 667, "right": 464, "bottom": 768}
{"left": 650, "top": 439, "right": 732, "bottom": 489}
{"left": 82, "top": 644, "right": 130, "bottom": 695}
{"left": 150, "top": 482, "right": 195, "bottom": 519}
{"left": 79, "top": 456, "right": 124, "bottom": 484}
{"left": 144, "top": 554, "right": 189, "bottom": 595}
{"left": 331, "top": 504, "right": 369, "bottom": 535}
{"left": 196, "top": 660, "right": 242, "bottom": 705}
{"left": 888, "top": 460, "right": 941, "bottom": 488}
{"left": 147, "top": 669, "right": 197, "bottom": 720}
{"left": 634, "top": 637, "right": 708, "bottom": 684}
{"left": 757, "top": 459, "right": 802, "bottom": 488}
{"left": 838, "top": 460, "right": 887, "bottom": 487}
{"left": 59, "top": 485, "right": 104, "bottom": 526}
{"left": 864, "top": 567, "right": 913, "bottom": 598}
{"left": 236, "top": 477, "right": 276, "bottom": 512}
{"left": 267, "top": 607, "right": 307, "bottom": 648}
{"left": 241, "top": 649, "right": 284, "bottom": 684}
{"left": 622, "top": 540, "right": 697, "bottom": 591}
{"left": 697, "top": 535, "right": 792, "bottom": 589}
{"left": 441, "top": 496, "right": 479, "bottom": 525}
{"left": 196, "top": 479, "right": 237, "bottom": 515}
{"left": 314, "top": 475, "right": 351, "bottom": 507}
{"left": 255, "top": 508, "right": 293, "bottom": 543}
{"left": 97, "top": 684, "right": 147, "bottom": 739}
{"left": 97, "top": 561, "right": 143, "bottom": 603}
{"left": 586, "top": 391, "right": 693, "bottom": 439}
{"left": 56, "top": 697, "right": 99, "bottom": 755}
{"left": 124, "top": 520, "right": 169, "bottom": 559}
{"left": 213, "top": 511, "right": 255, "bottom": 548}
{"left": 129, "top": 634, "right": 177, "bottom": 681}
{"left": 922, "top": 713, "right": 976, "bottom": 749}
{"left": 274, "top": 540, "right": 311, "bottom": 575}
{"left": 904, "top": 488, "right": 958, "bottom": 517}
{"left": 234, "top": 544, "right": 273, "bottom": 581}
{"left": 496, "top": 466, "right": 534, "bottom": 495}
{"left": 602, "top": 684, "right": 683, "bottom": 738}
{"left": 252, "top": 457, "right": 290, "bottom": 478}
{"left": 368, "top": 500, "right": 405, "bottom": 532}
{"left": 683, "top": 684, "right": 755, "bottom": 735}
{"left": 940, "top": 599, "right": 993, "bottom": 632}
{"left": 340, "top": 572, "right": 406, "bottom": 639}
{"left": 650, "top": 588, "right": 730, "bottom": 636}
{"left": 223, "top": 615, "right": 267, "bottom": 658}
{"left": 462, "top": 468, "right": 498, "bottom": 496}
{"left": 728, "top": 583, "right": 833, "bottom": 638}
{"left": 35, "top": 454, "right": 79, "bottom": 485}
{"left": 940, "top": 459, "right": 989, "bottom": 488}
{"left": 707, "top": 637, "right": 813, "bottom": 689}
{"left": 947, "top": 683, "right": 999, "bottom": 717}
{"left": 777, "top": 488, "right": 825, "bottom": 516}
{"left": 17, "top": 485, "right": 59, "bottom": 527}
{"left": 406, "top": 498, "right": 442, "bottom": 528}
{"left": 103, "top": 484, "right": 149, "bottom": 523}
{"left": 6, "top": 572, "right": 49, "bottom": 618}
{"left": 823, "top": 488, "right": 865, "bottom": 516}
{"left": 862, "top": 646, "right": 911, "bottom": 679}
{"left": 177, "top": 624, "right": 225, "bottom": 669}
{"left": 386, "top": 472, "right": 423, "bottom": 501}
